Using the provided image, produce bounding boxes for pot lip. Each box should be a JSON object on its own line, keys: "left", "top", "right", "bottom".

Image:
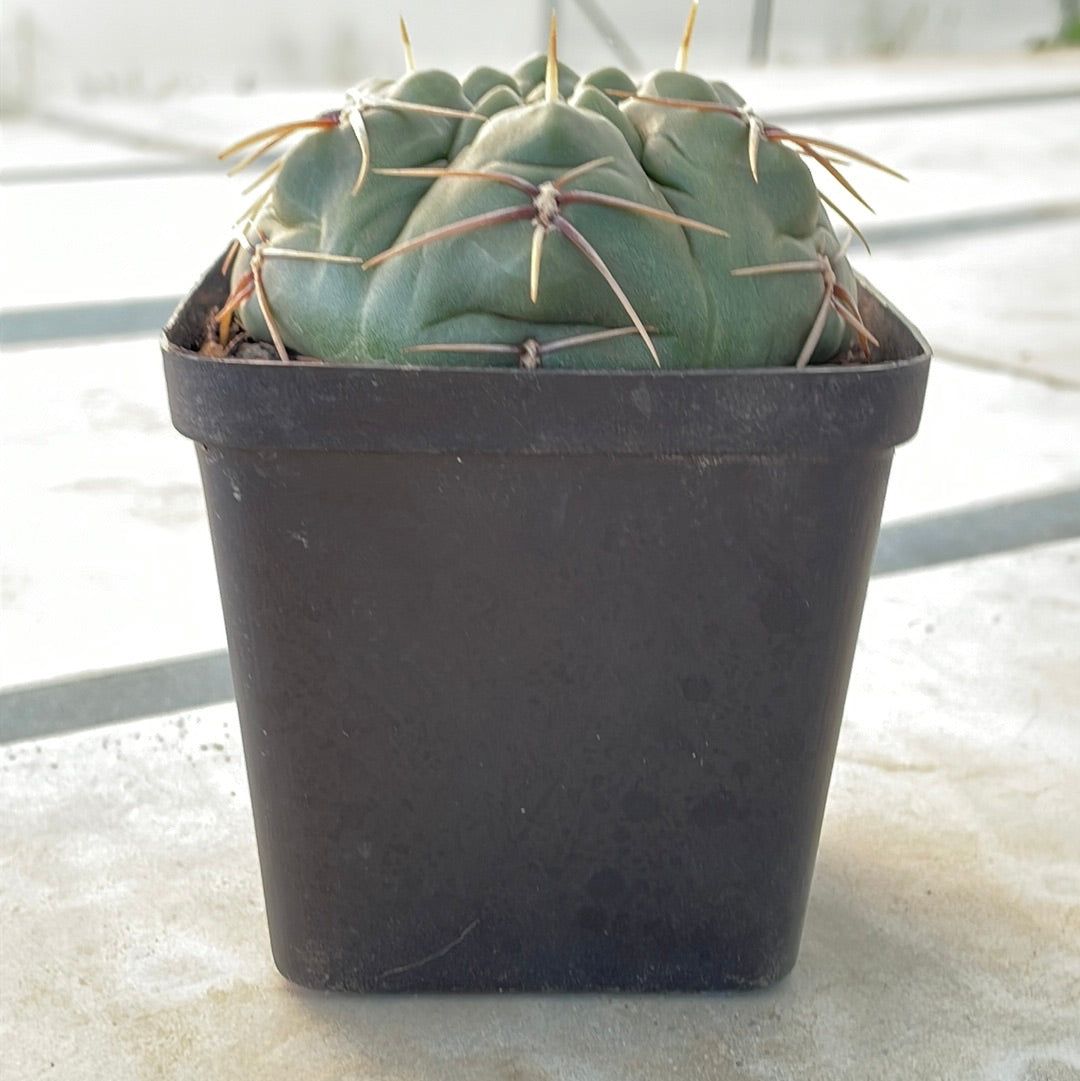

{"left": 162, "top": 257, "right": 931, "bottom": 456}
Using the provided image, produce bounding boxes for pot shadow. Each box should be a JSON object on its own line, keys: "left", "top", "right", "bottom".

{"left": 276, "top": 840, "right": 1077, "bottom": 1080}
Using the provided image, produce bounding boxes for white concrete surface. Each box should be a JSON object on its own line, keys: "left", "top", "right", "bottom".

{"left": 0, "top": 338, "right": 225, "bottom": 688}
{"left": 2, "top": 47, "right": 1079, "bottom": 1081}
{"left": 3, "top": 539, "right": 1078, "bottom": 1080}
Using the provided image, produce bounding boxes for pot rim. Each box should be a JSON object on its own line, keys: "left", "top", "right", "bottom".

{"left": 163, "top": 256, "right": 931, "bottom": 456}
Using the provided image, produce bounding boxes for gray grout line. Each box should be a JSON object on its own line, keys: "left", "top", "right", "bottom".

{"left": 2, "top": 486, "right": 1078, "bottom": 743}
{"left": 871, "top": 486, "right": 1080, "bottom": 575}
{"left": 767, "top": 84, "right": 1080, "bottom": 125}
{"left": 933, "top": 347, "right": 1080, "bottom": 391}
{"left": 0, "top": 296, "right": 182, "bottom": 347}
{"left": 0, "top": 159, "right": 224, "bottom": 185}
{"left": 31, "top": 105, "right": 218, "bottom": 161}
{"left": 861, "top": 200, "right": 1080, "bottom": 248}
{"left": 0, "top": 653, "right": 235, "bottom": 744}
{"left": 4, "top": 83, "right": 1077, "bottom": 187}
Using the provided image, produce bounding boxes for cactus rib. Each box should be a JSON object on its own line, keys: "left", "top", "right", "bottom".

{"left": 221, "top": 95, "right": 482, "bottom": 204}
{"left": 607, "top": 89, "right": 903, "bottom": 207}
{"left": 732, "top": 238, "right": 878, "bottom": 366}
{"left": 340, "top": 91, "right": 484, "bottom": 197}
{"left": 365, "top": 159, "right": 729, "bottom": 366}
{"left": 219, "top": 234, "right": 366, "bottom": 359}
{"left": 216, "top": 9, "right": 906, "bottom": 369}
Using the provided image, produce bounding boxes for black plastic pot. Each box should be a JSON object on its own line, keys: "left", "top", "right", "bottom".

{"left": 163, "top": 259, "right": 930, "bottom": 992}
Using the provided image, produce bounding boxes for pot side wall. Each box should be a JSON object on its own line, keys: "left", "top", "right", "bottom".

{"left": 196, "top": 442, "right": 893, "bottom": 991}
{"left": 165, "top": 259, "right": 929, "bottom": 991}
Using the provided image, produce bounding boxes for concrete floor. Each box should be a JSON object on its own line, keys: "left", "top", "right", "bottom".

{"left": 2, "top": 50, "right": 1079, "bottom": 1080}
{"left": 4, "top": 542, "right": 1078, "bottom": 1079}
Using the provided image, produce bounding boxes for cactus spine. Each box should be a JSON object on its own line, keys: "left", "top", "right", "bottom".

{"left": 216, "top": 8, "right": 901, "bottom": 370}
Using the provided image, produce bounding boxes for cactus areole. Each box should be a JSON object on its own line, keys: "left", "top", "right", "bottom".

{"left": 214, "top": 14, "right": 904, "bottom": 372}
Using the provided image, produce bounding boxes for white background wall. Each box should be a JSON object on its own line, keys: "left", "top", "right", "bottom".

{"left": 0, "top": 0, "right": 1067, "bottom": 110}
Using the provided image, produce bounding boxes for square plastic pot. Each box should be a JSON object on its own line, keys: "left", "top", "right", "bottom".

{"left": 163, "top": 258, "right": 930, "bottom": 992}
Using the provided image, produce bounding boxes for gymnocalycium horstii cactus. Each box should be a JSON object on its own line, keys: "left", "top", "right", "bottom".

{"left": 213, "top": 6, "right": 904, "bottom": 371}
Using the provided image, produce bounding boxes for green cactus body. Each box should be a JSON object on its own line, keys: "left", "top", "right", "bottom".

{"left": 225, "top": 37, "right": 884, "bottom": 370}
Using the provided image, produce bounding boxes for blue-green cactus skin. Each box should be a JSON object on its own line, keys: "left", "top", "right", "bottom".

{"left": 228, "top": 58, "right": 864, "bottom": 370}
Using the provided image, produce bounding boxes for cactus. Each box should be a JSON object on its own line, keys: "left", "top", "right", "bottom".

{"left": 214, "top": 8, "right": 902, "bottom": 370}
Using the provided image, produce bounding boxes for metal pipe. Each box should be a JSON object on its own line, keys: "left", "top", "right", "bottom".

{"left": 565, "top": 0, "right": 646, "bottom": 73}
{"left": 749, "top": 0, "right": 774, "bottom": 64}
